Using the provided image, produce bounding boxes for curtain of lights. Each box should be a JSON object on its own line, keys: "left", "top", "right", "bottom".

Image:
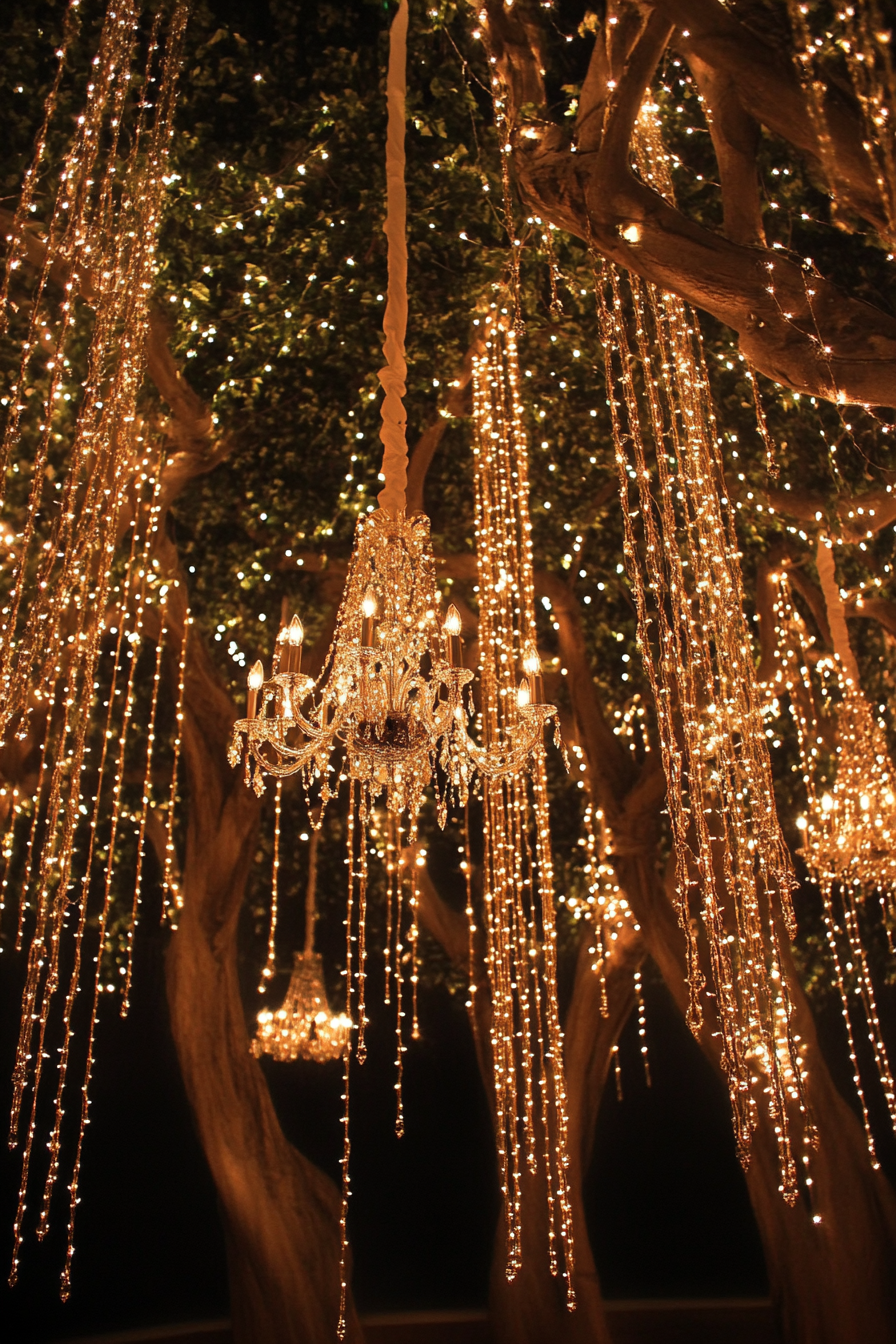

{"left": 1, "top": 0, "right": 190, "bottom": 1295}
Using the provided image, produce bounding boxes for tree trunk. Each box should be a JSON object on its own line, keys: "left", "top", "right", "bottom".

{"left": 165, "top": 619, "right": 363, "bottom": 1344}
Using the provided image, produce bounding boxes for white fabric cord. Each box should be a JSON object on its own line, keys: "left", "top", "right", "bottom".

{"left": 377, "top": 0, "right": 410, "bottom": 516}
{"left": 816, "top": 536, "right": 860, "bottom": 685}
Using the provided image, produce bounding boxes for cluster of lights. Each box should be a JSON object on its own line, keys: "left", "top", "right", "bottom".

{"left": 470, "top": 311, "right": 575, "bottom": 1300}
{"left": 770, "top": 573, "right": 896, "bottom": 1162}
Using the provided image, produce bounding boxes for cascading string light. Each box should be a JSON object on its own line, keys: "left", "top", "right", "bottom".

{"left": 563, "top": 799, "right": 648, "bottom": 1086}
{"left": 566, "top": 800, "right": 639, "bottom": 981}
{"left": 162, "top": 613, "right": 191, "bottom": 921}
{"left": 591, "top": 100, "right": 815, "bottom": 1204}
{"left": 258, "top": 780, "right": 284, "bottom": 991}
{"left": 769, "top": 570, "right": 896, "bottom": 1162}
{"left": 8, "top": 453, "right": 176, "bottom": 1291}
{"left": 1, "top": 1, "right": 188, "bottom": 740}
{"left": 785, "top": 0, "right": 896, "bottom": 243}
{"left": 471, "top": 310, "right": 575, "bottom": 1302}
{"left": 122, "top": 604, "right": 169, "bottom": 1010}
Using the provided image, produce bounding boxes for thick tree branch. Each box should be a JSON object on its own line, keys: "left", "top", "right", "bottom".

{"left": 657, "top": 0, "right": 892, "bottom": 237}
{"left": 685, "top": 47, "right": 766, "bottom": 247}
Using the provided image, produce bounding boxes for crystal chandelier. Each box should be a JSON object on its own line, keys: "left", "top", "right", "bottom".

{"left": 228, "top": 506, "right": 554, "bottom": 820}
{"left": 253, "top": 823, "right": 351, "bottom": 1065}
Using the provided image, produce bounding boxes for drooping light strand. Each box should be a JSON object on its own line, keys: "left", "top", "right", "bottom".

{"left": 471, "top": 311, "right": 576, "bottom": 1302}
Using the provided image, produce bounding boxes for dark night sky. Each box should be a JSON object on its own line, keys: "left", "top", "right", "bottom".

{"left": 1, "top": 905, "right": 772, "bottom": 1344}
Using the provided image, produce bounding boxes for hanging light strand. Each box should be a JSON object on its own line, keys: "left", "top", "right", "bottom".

{"left": 590, "top": 101, "right": 814, "bottom": 1201}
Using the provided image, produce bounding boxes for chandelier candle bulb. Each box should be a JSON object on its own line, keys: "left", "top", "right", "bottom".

{"left": 361, "top": 588, "right": 378, "bottom": 647}
{"left": 287, "top": 614, "right": 304, "bottom": 675}
{"left": 523, "top": 645, "right": 543, "bottom": 703}
{"left": 517, "top": 677, "right": 531, "bottom": 709}
{"left": 247, "top": 662, "right": 264, "bottom": 719}
{"left": 443, "top": 604, "right": 463, "bottom": 666}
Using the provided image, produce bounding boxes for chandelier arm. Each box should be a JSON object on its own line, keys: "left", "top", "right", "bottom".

{"left": 248, "top": 743, "right": 321, "bottom": 779}
{"left": 454, "top": 708, "right": 556, "bottom": 780}
{"left": 235, "top": 712, "right": 345, "bottom": 773}
{"left": 376, "top": 0, "right": 409, "bottom": 516}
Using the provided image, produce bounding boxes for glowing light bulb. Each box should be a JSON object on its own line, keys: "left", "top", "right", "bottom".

{"left": 247, "top": 660, "right": 264, "bottom": 718}
{"left": 288, "top": 614, "right": 304, "bottom": 645}
{"left": 821, "top": 792, "right": 835, "bottom": 813}
{"left": 517, "top": 677, "right": 531, "bottom": 708}
{"left": 443, "top": 604, "right": 463, "bottom": 666}
{"left": 361, "top": 588, "right": 378, "bottom": 647}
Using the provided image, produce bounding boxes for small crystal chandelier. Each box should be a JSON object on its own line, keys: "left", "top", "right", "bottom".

{"left": 253, "top": 952, "right": 352, "bottom": 1064}
{"left": 253, "top": 825, "right": 352, "bottom": 1065}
